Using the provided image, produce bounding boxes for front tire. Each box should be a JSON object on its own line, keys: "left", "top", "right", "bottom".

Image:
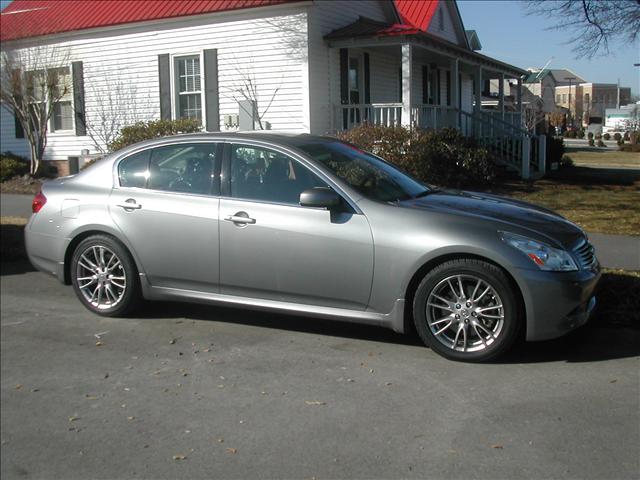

{"left": 71, "top": 235, "right": 140, "bottom": 316}
{"left": 413, "top": 259, "right": 522, "bottom": 362}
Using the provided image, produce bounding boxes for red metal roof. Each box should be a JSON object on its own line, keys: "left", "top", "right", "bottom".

{"left": 394, "top": 0, "right": 438, "bottom": 31}
{"left": 0, "top": 0, "right": 439, "bottom": 42}
{"left": 0, "top": 0, "right": 292, "bottom": 41}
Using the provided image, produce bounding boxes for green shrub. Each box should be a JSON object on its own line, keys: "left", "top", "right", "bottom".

{"left": 603, "top": 133, "right": 611, "bottom": 140}
{"left": 336, "top": 124, "right": 496, "bottom": 188}
{"left": 613, "top": 132, "right": 622, "bottom": 142}
{"left": 108, "top": 118, "right": 202, "bottom": 152}
{"left": 560, "top": 154, "right": 574, "bottom": 168}
{"left": 588, "top": 138, "right": 595, "bottom": 147}
{"left": 617, "top": 137, "right": 625, "bottom": 146}
{"left": 587, "top": 132, "right": 594, "bottom": 140}
{"left": 577, "top": 130, "right": 585, "bottom": 139}
{"left": 546, "top": 135, "right": 565, "bottom": 166}
{"left": 563, "top": 130, "right": 577, "bottom": 138}
{"left": 623, "top": 131, "right": 630, "bottom": 141}
{"left": 619, "top": 143, "right": 640, "bottom": 152}
{"left": 596, "top": 139, "right": 606, "bottom": 147}
{"left": 1, "top": 152, "right": 29, "bottom": 182}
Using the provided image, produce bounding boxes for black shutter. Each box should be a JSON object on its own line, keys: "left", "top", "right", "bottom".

{"left": 339, "top": 48, "right": 348, "bottom": 105}
{"left": 158, "top": 54, "right": 171, "bottom": 120}
{"left": 436, "top": 69, "right": 441, "bottom": 105}
{"left": 446, "top": 70, "right": 451, "bottom": 106}
{"left": 422, "top": 65, "right": 428, "bottom": 104}
{"left": 203, "top": 49, "right": 219, "bottom": 132}
{"left": 14, "top": 113, "right": 24, "bottom": 138}
{"left": 72, "top": 61, "right": 86, "bottom": 136}
{"left": 363, "top": 52, "right": 370, "bottom": 104}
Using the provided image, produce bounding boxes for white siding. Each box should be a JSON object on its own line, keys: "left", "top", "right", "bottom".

{"left": 1, "top": 6, "right": 310, "bottom": 160}
{"left": 427, "top": 2, "right": 465, "bottom": 46}
{"left": 0, "top": 106, "right": 30, "bottom": 158}
{"left": 307, "top": 0, "right": 397, "bottom": 133}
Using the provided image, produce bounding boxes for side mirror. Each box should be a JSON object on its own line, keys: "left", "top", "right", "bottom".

{"left": 299, "top": 187, "right": 341, "bottom": 209}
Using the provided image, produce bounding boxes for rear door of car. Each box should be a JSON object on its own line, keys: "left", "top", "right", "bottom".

{"left": 218, "top": 141, "right": 374, "bottom": 310}
{"left": 109, "top": 141, "right": 222, "bottom": 293}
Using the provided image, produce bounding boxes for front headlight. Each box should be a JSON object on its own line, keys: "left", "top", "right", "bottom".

{"left": 500, "top": 232, "right": 578, "bottom": 271}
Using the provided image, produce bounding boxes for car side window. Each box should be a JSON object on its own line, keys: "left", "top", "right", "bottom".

{"left": 148, "top": 144, "right": 217, "bottom": 195}
{"left": 118, "top": 150, "right": 150, "bottom": 188}
{"left": 229, "top": 144, "right": 326, "bottom": 205}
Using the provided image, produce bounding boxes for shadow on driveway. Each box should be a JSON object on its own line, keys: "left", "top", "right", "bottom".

{"left": 132, "top": 298, "right": 639, "bottom": 365}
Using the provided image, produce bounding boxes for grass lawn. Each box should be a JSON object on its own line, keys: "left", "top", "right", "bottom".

{"left": 564, "top": 148, "right": 640, "bottom": 169}
{"left": 481, "top": 166, "right": 640, "bottom": 236}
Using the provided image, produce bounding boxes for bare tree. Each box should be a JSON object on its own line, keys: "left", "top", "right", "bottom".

{"left": 549, "top": 110, "right": 566, "bottom": 132}
{"left": 525, "top": 0, "right": 640, "bottom": 58}
{"left": 223, "top": 62, "right": 281, "bottom": 130}
{"left": 84, "top": 69, "right": 155, "bottom": 153}
{"left": 523, "top": 102, "right": 546, "bottom": 133}
{"left": 1, "top": 46, "right": 71, "bottom": 175}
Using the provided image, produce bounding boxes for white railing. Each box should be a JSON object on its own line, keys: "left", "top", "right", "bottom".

{"left": 333, "top": 103, "right": 545, "bottom": 179}
{"left": 334, "top": 103, "right": 402, "bottom": 130}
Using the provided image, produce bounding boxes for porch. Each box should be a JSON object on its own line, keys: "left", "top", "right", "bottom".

{"left": 325, "top": 20, "right": 545, "bottom": 179}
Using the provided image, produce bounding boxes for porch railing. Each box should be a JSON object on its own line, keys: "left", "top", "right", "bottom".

{"left": 332, "top": 102, "right": 545, "bottom": 179}
{"left": 334, "top": 103, "right": 403, "bottom": 131}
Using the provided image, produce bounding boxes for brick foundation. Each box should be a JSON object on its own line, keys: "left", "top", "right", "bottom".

{"left": 47, "top": 160, "right": 70, "bottom": 177}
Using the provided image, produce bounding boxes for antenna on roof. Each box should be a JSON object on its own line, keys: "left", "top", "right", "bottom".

{"left": 535, "top": 57, "right": 554, "bottom": 80}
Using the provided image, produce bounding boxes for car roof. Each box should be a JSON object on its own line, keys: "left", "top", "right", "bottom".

{"left": 147, "top": 131, "right": 338, "bottom": 148}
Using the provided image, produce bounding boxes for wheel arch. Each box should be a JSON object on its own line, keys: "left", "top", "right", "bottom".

{"left": 63, "top": 227, "right": 143, "bottom": 285}
{"left": 402, "top": 252, "right": 526, "bottom": 337}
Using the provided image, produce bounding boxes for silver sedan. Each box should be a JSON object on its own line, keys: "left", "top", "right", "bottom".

{"left": 25, "top": 133, "right": 600, "bottom": 361}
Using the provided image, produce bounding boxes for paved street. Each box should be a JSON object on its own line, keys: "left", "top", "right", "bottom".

{"left": 1, "top": 265, "right": 639, "bottom": 479}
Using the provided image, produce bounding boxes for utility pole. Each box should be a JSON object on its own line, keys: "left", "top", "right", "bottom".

{"left": 565, "top": 76, "right": 576, "bottom": 127}
{"left": 617, "top": 78, "right": 620, "bottom": 108}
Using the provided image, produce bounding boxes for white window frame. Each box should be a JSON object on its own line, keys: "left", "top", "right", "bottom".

{"left": 170, "top": 51, "right": 206, "bottom": 123}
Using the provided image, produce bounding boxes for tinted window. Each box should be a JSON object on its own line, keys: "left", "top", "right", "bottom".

{"left": 148, "top": 144, "right": 216, "bottom": 195}
{"left": 230, "top": 145, "right": 325, "bottom": 205}
{"left": 118, "top": 150, "right": 150, "bottom": 188}
{"left": 297, "top": 142, "right": 429, "bottom": 202}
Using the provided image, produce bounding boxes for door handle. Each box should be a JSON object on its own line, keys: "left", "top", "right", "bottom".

{"left": 224, "top": 213, "right": 256, "bottom": 225}
{"left": 116, "top": 199, "right": 142, "bottom": 210}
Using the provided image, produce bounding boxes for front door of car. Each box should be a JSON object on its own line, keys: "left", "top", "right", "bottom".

{"left": 109, "top": 142, "right": 221, "bottom": 293}
{"left": 218, "top": 143, "right": 374, "bottom": 310}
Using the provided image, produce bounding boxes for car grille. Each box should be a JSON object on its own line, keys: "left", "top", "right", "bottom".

{"left": 573, "top": 239, "right": 597, "bottom": 270}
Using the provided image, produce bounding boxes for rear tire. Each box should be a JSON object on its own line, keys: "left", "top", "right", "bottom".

{"left": 71, "top": 235, "right": 140, "bottom": 317}
{"left": 413, "top": 258, "right": 522, "bottom": 362}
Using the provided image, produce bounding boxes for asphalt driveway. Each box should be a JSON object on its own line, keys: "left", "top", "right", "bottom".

{"left": 1, "top": 264, "right": 638, "bottom": 479}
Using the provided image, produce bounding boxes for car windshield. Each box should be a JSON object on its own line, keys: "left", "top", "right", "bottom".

{"left": 297, "top": 141, "right": 430, "bottom": 202}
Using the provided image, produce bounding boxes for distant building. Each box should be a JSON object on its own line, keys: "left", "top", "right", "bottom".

{"left": 604, "top": 103, "right": 639, "bottom": 132}
{"left": 556, "top": 83, "right": 632, "bottom": 127}
{"left": 521, "top": 68, "right": 586, "bottom": 114}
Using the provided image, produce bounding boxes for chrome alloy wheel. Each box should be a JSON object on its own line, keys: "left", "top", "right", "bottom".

{"left": 75, "top": 245, "right": 127, "bottom": 310}
{"left": 426, "top": 274, "right": 505, "bottom": 353}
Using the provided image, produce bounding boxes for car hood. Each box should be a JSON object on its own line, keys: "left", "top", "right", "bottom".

{"left": 399, "top": 189, "right": 584, "bottom": 248}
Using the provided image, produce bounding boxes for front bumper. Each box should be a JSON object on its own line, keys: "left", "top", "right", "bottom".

{"left": 515, "top": 264, "right": 601, "bottom": 341}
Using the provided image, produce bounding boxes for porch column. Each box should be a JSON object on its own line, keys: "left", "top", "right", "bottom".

{"left": 401, "top": 43, "right": 413, "bottom": 128}
{"left": 450, "top": 58, "right": 459, "bottom": 128}
{"left": 517, "top": 76, "right": 523, "bottom": 125}
{"left": 499, "top": 72, "right": 505, "bottom": 121}
{"left": 474, "top": 65, "right": 483, "bottom": 137}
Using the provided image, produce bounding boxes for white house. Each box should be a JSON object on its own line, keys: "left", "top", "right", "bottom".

{"left": 0, "top": 0, "right": 543, "bottom": 178}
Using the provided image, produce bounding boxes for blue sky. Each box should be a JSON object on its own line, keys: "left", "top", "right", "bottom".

{"left": 1, "top": 0, "right": 638, "bottom": 94}
{"left": 457, "top": 0, "right": 639, "bottom": 95}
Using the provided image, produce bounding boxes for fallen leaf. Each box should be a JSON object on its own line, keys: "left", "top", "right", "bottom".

{"left": 94, "top": 331, "right": 109, "bottom": 339}
{"left": 103, "top": 373, "right": 110, "bottom": 379}
{"left": 172, "top": 454, "right": 187, "bottom": 461}
{"left": 127, "top": 416, "right": 135, "bottom": 421}
{"left": 226, "top": 448, "right": 237, "bottom": 454}
{"left": 15, "top": 384, "right": 23, "bottom": 390}
{"left": 95, "top": 341, "right": 103, "bottom": 347}
{"left": 69, "top": 415, "right": 80, "bottom": 422}
{"left": 169, "top": 339, "right": 176, "bottom": 345}
{"left": 31, "top": 388, "right": 40, "bottom": 393}
{"left": 217, "top": 438, "right": 224, "bottom": 443}
{"left": 85, "top": 394, "right": 98, "bottom": 400}
{"left": 610, "top": 379, "right": 618, "bottom": 383}
{"left": 385, "top": 382, "right": 392, "bottom": 386}
{"left": 305, "top": 401, "right": 326, "bottom": 406}
{"left": 491, "top": 444, "right": 503, "bottom": 449}
{"left": 369, "top": 369, "right": 375, "bottom": 373}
